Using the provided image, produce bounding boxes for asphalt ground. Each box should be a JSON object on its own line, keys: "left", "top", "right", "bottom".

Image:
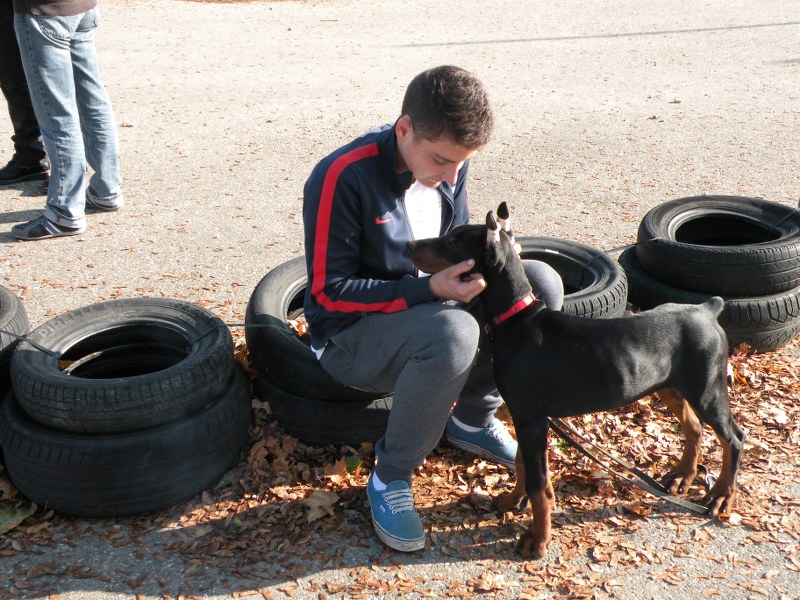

{"left": 1, "top": 1, "right": 799, "bottom": 598}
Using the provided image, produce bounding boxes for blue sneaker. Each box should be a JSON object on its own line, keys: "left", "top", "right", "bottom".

{"left": 446, "top": 416, "right": 517, "bottom": 470}
{"left": 366, "top": 473, "right": 425, "bottom": 552}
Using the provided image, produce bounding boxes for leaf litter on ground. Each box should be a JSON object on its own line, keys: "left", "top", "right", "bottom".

{"left": 1, "top": 331, "right": 799, "bottom": 598}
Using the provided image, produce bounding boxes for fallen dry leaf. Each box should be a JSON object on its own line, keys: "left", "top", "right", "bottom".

{"left": 302, "top": 490, "right": 339, "bottom": 523}
{"left": 0, "top": 505, "right": 36, "bottom": 536}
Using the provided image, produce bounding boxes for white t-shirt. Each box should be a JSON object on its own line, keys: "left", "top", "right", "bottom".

{"left": 404, "top": 180, "right": 443, "bottom": 240}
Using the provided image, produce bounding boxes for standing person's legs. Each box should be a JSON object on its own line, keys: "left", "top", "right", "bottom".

{"left": 13, "top": 12, "right": 88, "bottom": 235}
{"left": 0, "top": 2, "right": 48, "bottom": 181}
{"left": 72, "top": 8, "right": 122, "bottom": 210}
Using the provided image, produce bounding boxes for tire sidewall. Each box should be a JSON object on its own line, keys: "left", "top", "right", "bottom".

{"left": 245, "top": 257, "right": 388, "bottom": 402}
{"left": 517, "top": 236, "right": 628, "bottom": 318}
{"left": 10, "top": 297, "right": 234, "bottom": 433}
{"left": 0, "top": 369, "right": 253, "bottom": 517}
{"left": 620, "top": 247, "right": 800, "bottom": 352}
{"left": 0, "top": 286, "right": 29, "bottom": 391}
{"left": 254, "top": 375, "right": 390, "bottom": 445}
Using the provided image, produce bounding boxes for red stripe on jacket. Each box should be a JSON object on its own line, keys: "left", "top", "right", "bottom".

{"left": 311, "top": 143, "right": 409, "bottom": 314}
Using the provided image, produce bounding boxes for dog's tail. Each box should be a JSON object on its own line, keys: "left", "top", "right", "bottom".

{"left": 705, "top": 296, "right": 725, "bottom": 316}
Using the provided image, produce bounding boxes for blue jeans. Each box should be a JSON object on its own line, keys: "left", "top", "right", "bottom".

{"left": 15, "top": 9, "right": 121, "bottom": 228}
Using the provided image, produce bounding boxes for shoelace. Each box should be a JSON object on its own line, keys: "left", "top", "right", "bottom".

{"left": 485, "top": 421, "right": 515, "bottom": 444}
{"left": 382, "top": 488, "right": 416, "bottom": 515}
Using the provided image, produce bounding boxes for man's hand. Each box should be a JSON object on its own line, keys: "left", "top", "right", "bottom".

{"left": 428, "top": 259, "right": 486, "bottom": 303}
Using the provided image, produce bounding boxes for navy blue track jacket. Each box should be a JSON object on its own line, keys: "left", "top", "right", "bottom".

{"left": 303, "top": 122, "right": 472, "bottom": 350}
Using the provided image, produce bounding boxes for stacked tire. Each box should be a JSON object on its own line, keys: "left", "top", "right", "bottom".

{"left": 245, "top": 257, "right": 393, "bottom": 446}
{"left": 245, "top": 241, "right": 626, "bottom": 445}
{"left": 0, "top": 286, "right": 29, "bottom": 394}
{"left": 0, "top": 298, "right": 252, "bottom": 517}
{"left": 620, "top": 195, "right": 800, "bottom": 352}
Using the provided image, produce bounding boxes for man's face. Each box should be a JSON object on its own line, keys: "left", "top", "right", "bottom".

{"left": 395, "top": 116, "right": 479, "bottom": 188}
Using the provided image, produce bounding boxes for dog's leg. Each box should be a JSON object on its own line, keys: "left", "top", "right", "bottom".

{"left": 505, "top": 416, "right": 553, "bottom": 559}
{"left": 665, "top": 381, "right": 745, "bottom": 516}
{"left": 657, "top": 389, "right": 703, "bottom": 495}
{"left": 495, "top": 449, "right": 527, "bottom": 511}
{"left": 701, "top": 424, "right": 743, "bottom": 515}
{"left": 691, "top": 389, "right": 746, "bottom": 516}
{"left": 520, "top": 447, "right": 555, "bottom": 560}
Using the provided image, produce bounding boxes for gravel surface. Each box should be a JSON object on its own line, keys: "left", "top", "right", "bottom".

{"left": 1, "top": 1, "right": 799, "bottom": 598}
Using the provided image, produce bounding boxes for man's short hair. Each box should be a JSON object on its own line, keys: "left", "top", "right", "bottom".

{"left": 401, "top": 65, "right": 494, "bottom": 150}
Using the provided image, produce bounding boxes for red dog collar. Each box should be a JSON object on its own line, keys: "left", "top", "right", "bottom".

{"left": 487, "top": 292, "right": 537, "bottom": 331}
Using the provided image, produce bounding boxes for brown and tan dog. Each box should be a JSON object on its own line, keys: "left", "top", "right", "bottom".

{"left": 405, "top": 203, "right": 745, "bottom": 559}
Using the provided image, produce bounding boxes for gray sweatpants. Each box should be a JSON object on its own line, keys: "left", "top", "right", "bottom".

{"left": 319, "top": 260, "right": 563, "bottom": 484}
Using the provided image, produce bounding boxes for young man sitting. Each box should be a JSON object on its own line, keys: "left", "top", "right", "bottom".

{"left": 302, "top": 65, "right": 563, "bottom": 552}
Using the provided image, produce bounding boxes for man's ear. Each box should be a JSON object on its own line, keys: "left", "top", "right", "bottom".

{"left": 395, "top": 115, "right": 413, "bottom": 142}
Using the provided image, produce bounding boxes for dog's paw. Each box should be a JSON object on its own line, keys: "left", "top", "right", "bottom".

{"left": 701, "top": 485, "right": 737, "bottom": 517}
{"left": 661, "top": 468, "right": 697, "bottom": 495}
{"left": 518, "top": 530, "right": 548, "bottom": 559}
{"left": 494, "top": 490, "right": 526, "bottom": 512}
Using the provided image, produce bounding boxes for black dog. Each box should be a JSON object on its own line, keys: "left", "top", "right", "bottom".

{"left": 405, "top": 203, "right": 745, "bottom": 559}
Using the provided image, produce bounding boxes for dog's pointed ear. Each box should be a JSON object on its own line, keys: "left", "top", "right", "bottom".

{"left": 497, "top": 202, "right": 510, "bottom": 221}
{"left": 496, "top": 202, "right": 511, "bottom": 234}
{"left": 486, "top": 211, "right": 501, "bottom": 244}
{"left": 494, "top": 202, "right": 521, "bottom": 254}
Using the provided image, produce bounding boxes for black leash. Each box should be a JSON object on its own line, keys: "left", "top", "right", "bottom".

{"left": 547, "top": 417, "right": 711, "bottom": 515}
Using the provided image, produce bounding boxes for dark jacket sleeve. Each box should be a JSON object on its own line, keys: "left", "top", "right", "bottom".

{"left": 309, "top": 169, "right": 432, "bottom": 311}
{"left": 303, "top": 151, "right": 434, "bottom": 348}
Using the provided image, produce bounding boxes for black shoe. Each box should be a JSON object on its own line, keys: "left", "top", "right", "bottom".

{"left": 0, "top": 160, "right": 49, "bottom": 184}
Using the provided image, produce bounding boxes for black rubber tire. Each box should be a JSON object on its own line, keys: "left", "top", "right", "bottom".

{"left": 254, "top": 375, "right": 391, "bottom": 445}
{"left": 245, "top": 257, "right": 389, "bottom": 402}
{"left": 0, "top": 286, "right": 29, "bottom": 393}
{"left": 636, "top": 195, "right": 800, "bottom": 296}
{"left": 0, "top": 369, "right": 253, "bottom": 517}
{"left": 11, "top": 298, "right": 235, "bottom": 434}
{"left": 620, "top": 247, "right": 800, "bottom": 353}
{"left": 517, "top": 236, "right": 628, "bottom": 318}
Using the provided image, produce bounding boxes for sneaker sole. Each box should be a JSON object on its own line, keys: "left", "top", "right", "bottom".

{"left": 12, "top": 227, "right": 85, "bottom": 241}
{"left": 446, "top": 436, "right": 516, "bottom": 470}
{"left": 86, "top": 203, "right": 122, "bottom": 212}
{"left": 0, "top": 172, "right": 49, "bottom": 185}
{"left": 370, "top": 517, "right": 425, "bottom": 552}
{"left": 366, "top": 494, "right": 425, "bottom": 552}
